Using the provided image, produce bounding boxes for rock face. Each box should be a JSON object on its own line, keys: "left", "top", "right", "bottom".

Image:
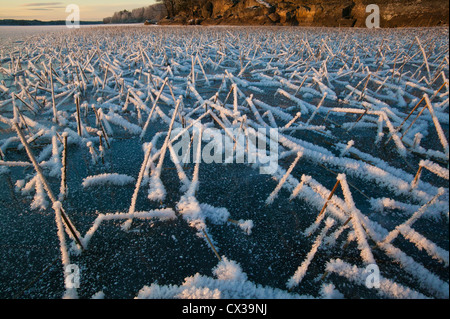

{"left": 159, "top": 0, "right": 449, "bottom": 27}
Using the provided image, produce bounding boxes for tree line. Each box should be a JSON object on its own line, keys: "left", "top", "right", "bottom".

{"left": 103, "top": 3, "right": 168, "bottom": 24}
{"left": 156, "top": 0, "right": 211, "bottom": 19}
{"left": 103, "top": 0, "right": 215, "bottom": 24}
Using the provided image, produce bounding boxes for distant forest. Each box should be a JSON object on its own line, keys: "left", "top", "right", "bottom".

{"left": 0, "top": 19, "right": 103, "bottom": 26}
{"left": 103, "top": 3, "right": 168, "bottom": 24}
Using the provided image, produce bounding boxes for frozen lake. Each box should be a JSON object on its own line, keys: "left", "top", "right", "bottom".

{"left": 0, "top": 25, "right": 448, "bottom": 299}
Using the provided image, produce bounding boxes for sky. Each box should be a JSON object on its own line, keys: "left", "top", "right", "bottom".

{"left": 0, "top": 0, "right": 158, "bottom": 21}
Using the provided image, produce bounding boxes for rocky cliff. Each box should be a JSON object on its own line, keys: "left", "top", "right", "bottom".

{"left": 158, "top": 0, "right": 449, "bottom": 27}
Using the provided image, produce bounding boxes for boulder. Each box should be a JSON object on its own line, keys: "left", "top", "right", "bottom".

{"left": 267, "top": 12, "right": 280, "bottom": 23}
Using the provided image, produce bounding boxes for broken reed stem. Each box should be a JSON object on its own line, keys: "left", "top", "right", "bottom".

{"left": 424, "top": 94, "right": 449, "bottom": 158}
{"left": 60, "top": 133, "right": 68, "bottom": 199}
{"left": 385, "top": 96, "right": 425, "bottom": 145}
{"left": 75, "top": 95, "right": 82, "bottom": 137}
{"left": 98, "top": 134, "right": 104, "bottom": 164}
{"left": 294, "top": 76, "right": 308, "bottom": 96}
{"left": 14, "top": 105, "right": 32, "bottom": 136}
{"left": 74, "top": 65, "right": 81, "bottom": 87}
{"left": 166, "top": 81, "right": 178, "bottom": 105}
{"left": 416, "top": 36, "right": 432, "bottom": 81}
{"left": 317, "top": 161, "right": 370, "bottom": 200}
{"left": 13, "top": 93, "right": 36, "bottom": 114}
{"left": 49, "top": 62, "right": 58, "bottom": 124}
{"left": 77, "top": 61, "right": 88, "bottom": 91}
{"left": 209, "top": 110, "right": 240, "bottom": 148}
{"left": 92, "top": 105, "right": 110, "bottom": 148}
{"left": 400, "top": 101, "right": 429, "bottom": 142}
{"left": 140, "top": 78, "right": 168, "bottom": 141}
{"left": 155, "top": 99, "right": 181, "bottom": 175}
{"left": 342, "top": 217, "right": 352, "bottom": 227}
{"left": 317, "top": 179, "right": 341, "bottom": 218}
{"left": 23, "top": 85, "right": 44, "bottom": 109}
{"left": 84, "top": 101, "right": 88, "bottom": 118}
{"left": 101, "top": 130, "right": 110, "bottom": 149}
{"left": 102, "top": 64, "right": 109, "bottom": 90}
{"left": 430, "top": 81, "right": 448, "bottom": 101}
{"left": 320, "top": 271, "right": 329, "bottom": 281}
{"left": 411, "top": 165, "right": 424, "bottom": 189}
{"left": 358, "top": 74, "right": 371, "bottom": 100}
{"left": 13, "top": 122, "right": 84, "bottom": 250}
{"left": 122, "top": 144, "right": 153, "bottom": 230}
{"left": 347, "top": 108, "right": 367, "bottom": 132}
{"left": 202, "top": 229, "right": 222, "bottom": 262}
{"left": 391, "top": 47, "right": 400, "bottom": 81}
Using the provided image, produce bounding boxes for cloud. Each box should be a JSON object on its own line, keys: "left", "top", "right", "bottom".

{"left": 27, "top": 8, "right": 58, "bottom": 11}
{"left": 21, "top": 2, "right": 65, "bottom": 11}
{"left": 22, "top": 2, "right": 64, "bottom": 7}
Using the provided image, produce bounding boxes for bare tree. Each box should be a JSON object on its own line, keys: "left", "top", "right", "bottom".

{"left": 156, "top": 0, "right": 176, "bottom": 18}
{"left": 156, "top": 0, "right": 207, "bottom": 20}
{"left": 181, "top": 0, "right": 208, "bottom": 20}
{"left": 104, "top": 3, "right": 168, "bottom": 24}
{"left": 131, "top": 7, "right": 145, "bottom": 21}
{"left": 144, "top": 4, "right": 167, "bottom": 22}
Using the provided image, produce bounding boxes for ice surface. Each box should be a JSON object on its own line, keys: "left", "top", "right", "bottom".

{"left": 0, "top": 25, "right": 448, "bottom": 299}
